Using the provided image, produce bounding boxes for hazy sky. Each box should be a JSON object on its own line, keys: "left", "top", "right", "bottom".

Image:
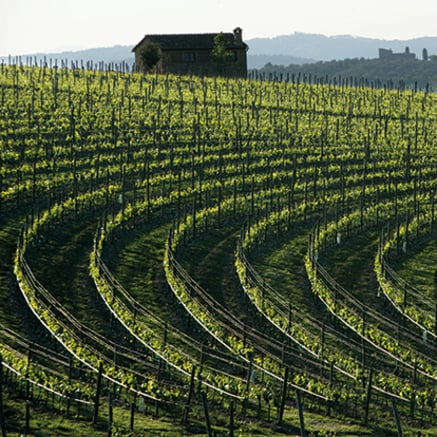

{"left": 2, "top": 0, "right": 437, "bottom": 56}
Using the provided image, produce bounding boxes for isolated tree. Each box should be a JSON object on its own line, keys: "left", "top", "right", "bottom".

{"left": 212, "top": 32, "right": 233, "bottom": 65}
{"left": 139, "top": 41, "right": 161, "bottom": 73}
{"left": 423, "top": 48, "right": 429, "bottom": 61}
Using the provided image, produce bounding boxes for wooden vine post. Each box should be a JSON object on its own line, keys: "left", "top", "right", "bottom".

{"left": 0, "top": 354, "right": 6, "bottom": 437}
{"left": 108, "top": 391, "right": 113, "bottom": 437}
{"left": 410, "top": 361, "right": 417, "bottom": 418}
{"left": 201, "top": 391, "right": 213, "bottom": 437}
{"left": 229, "top": 399, "right": 235, "bottom": 437}
{"left": 25, "top": 347, "right": 31, "bottom": 434}
{"left": 0, "top": 172, "right": 2, "bottom": 217}
{"left": 434, "top": 271, "right": 437, "bottom": 342}
{"left": 296, "top": 388, "right": 306, "bottom": 437}
{"left": 93, "top": 361, "right": 103, "bottom": 425}
{"left": 241, "top": 357, "right": 252, "bottom": 419}
{"left": 391, "top": 397, "right": 403, "bottom": 437}
{"left": 67, "top": 356, "right": 73, "bottom": 416}
{"left": 363, "top": 368, "right": 373, "bottom": 425}
{"left": 129, "top": 391, "right": 136, "bottom": 432}
{"left": 277, "top": 367, "right": 288, "bottom": 426}
{"left": 182, "top": 365, "right": 196, "bottom": 424}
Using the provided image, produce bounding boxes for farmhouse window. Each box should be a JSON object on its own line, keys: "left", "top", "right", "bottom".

{"left": 183, "top": 52, "right": 196, "bottom": 63}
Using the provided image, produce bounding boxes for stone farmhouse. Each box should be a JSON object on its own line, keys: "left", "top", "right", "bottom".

{"left": 132, "top": 27, "right": 248, "bottom": 77}
{"left": 378, "top": 47, "right": 416, "bottom": 60}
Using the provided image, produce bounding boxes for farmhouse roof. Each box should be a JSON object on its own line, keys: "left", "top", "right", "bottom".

{"left": 132, "top": 31, "right": 248, "bottom": 53}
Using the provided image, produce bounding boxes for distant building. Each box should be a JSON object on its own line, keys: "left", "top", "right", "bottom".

{"left": 379, "top": 47, "right": 416, "bottom": 60}
{"left": 132, "top": 28, "right": 248, "bottom": 77}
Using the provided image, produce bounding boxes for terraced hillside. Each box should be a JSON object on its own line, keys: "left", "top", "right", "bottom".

{"left": 0, "top": 64, "right": 436, "bottom": 436}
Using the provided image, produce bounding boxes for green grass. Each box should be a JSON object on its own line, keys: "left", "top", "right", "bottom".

{"left": 104, "top": 219, "right": 173, "bottom": 318}
{"left": 321, "top": 229, "right": 381, "bottom": 306}
{"left": 26, "top": 215, "right": 113, "bottom": 335}
{"left": 2, "top": 389, "right": 202, "bottom": 436}
{"left": 243, "top": 225, "right": 437, "bottom": 436}
{"left": 395, "top": 235, "right": 437, "bottom": 301}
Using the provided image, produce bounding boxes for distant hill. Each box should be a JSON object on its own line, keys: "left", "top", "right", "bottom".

{"left": 248, "top": 33, "right": 437, "bottom": 62}
{"left": 248, "top": 54, "right": 315, "bottom": 69}
{"left": 3, "top": 33, "right": 437, "bottom": 70}
{"left": 0, "top": 45, "right": 135, "bottom": 68}
{"left": 0, "top": 45, "right": 312, "bottom": 70}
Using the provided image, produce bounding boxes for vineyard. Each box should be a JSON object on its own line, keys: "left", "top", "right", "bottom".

{"left": 0, "top": 63, "right": 437, "bottom": 436}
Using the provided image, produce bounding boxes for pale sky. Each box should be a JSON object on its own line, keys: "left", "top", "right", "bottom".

{"left": 1, "top": 0, "right": 437, "bottom": 56}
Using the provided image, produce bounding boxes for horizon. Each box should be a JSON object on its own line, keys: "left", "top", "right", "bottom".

{"left": 3, "top": 31, "right": 437, "bottom": 59}
{"left": 2, "top": 0, "right": 437, "bottom": 57}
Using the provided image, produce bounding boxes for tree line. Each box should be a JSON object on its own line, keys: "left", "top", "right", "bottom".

{"left": 256, "top": 55, "right": 437, "bottom": 91}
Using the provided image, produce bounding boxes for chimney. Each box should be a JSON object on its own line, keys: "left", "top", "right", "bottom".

{"left": 233, "top": 27, "right": 242, "bottom": 43}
